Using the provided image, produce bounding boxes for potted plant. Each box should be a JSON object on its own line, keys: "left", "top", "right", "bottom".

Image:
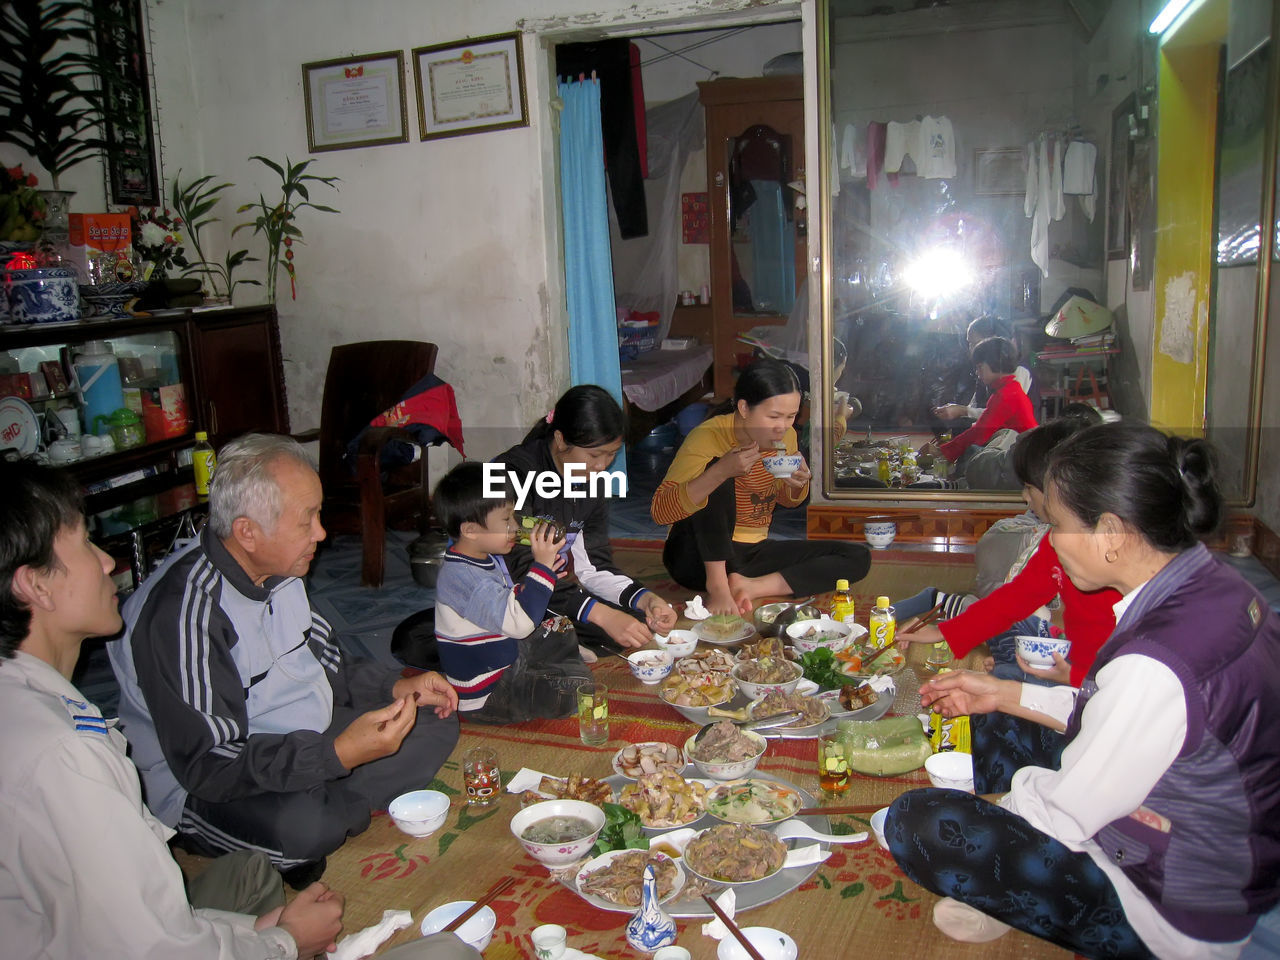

{"left": 236, "top": 155, "right": 339, "bottom": 304}
{"left": 0, "top": 0, "right": 105, "bottom": 190}
{"left": 169, "top": 171, "right": 259, "bottom": 303}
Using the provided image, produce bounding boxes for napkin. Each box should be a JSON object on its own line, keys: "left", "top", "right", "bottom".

{"left": 781, "top": 843, "right": 833, "bottom": 870}
{"left": 866, "top": 674, "right": 896, "bottom": 697}
{"left": 701, "top": 888, "right": 737, "bottom": 940}
{"left": 505, "top": 767, "right": 551, "bottom": 794}
{"left": 683, "top": 596, "right": 711, "bottom": 620}
{"left": 332, "top": 909, "right": 413, "bottom": 960}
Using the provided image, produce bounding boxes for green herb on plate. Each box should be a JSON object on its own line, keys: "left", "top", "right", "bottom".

{"left": 800, "top": 648, "right": 846, "bottom": 691}
{"left": 592, "top": 802, "right": 649, "bottom": 856}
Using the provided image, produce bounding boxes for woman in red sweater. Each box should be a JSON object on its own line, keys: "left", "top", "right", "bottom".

{"left": 905, "top": 417, "right": 1119, "bottom": 685}
{"left": 921, "top": 337, "right": 1037, "bottom": 466}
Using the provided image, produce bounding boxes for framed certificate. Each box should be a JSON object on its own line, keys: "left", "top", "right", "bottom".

{"left": 412, "top": 32, "right": 528, "bottom": 141}
{"left": 302, "top": 51, "right": 409, "bottom": 152}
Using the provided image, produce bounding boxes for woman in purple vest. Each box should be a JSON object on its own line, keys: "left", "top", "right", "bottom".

{"left": 885, "top": 422, "right": 1280, "bottom": 959}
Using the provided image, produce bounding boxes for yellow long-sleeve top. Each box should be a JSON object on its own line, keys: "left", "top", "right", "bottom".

{"left": 650, "top": 413, "right": 807, "bottom": 544}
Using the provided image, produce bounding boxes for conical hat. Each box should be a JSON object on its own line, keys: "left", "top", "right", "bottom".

{"left": 1045, "top": 295, "right": 1113, "bottom": 339}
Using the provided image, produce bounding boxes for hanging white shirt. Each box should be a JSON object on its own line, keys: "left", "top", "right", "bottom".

{"left": 916, "top": 115, "right": 956, "bottom": 179}
{"left": 883, "top": 119, "right": 920, "bottom": 174}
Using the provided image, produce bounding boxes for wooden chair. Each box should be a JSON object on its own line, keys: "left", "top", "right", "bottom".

{"left": 314, "top": 340, "right": 439, "bottom": 587}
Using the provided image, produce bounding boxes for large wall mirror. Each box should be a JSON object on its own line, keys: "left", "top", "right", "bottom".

{"left": 816, "top": 0, "right": 1278, "bottom": 505}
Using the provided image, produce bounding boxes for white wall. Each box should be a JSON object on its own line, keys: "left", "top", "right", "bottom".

{"left": 129, "top": 0, "right": 800, "bottom": 460}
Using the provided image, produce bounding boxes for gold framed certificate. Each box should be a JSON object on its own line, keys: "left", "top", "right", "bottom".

{"left": 302, "top": 51, "right": 409, "bottom": 153}
{"left": 412, "top": 32, "right": 529, "bottom": 141}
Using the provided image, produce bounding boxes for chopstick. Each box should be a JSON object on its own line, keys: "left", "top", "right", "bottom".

{"left": 796, "top": 804, "right": 885, "bottom": 816}
{"left": 900, "top": 600, "right": 945, "bottom": 635}
{"left": 860, "top": 514, "right": 921, "bottom": 523}
{"left": 702, "top": 894, "right": 767, "bottom": 960}
{"left": 441, "top": 875, "right": 516, "bottom": 932}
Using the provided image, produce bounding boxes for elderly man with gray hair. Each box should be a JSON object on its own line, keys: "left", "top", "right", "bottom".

{"left": 110, "top": 434, "right": 459, "bottom": 888}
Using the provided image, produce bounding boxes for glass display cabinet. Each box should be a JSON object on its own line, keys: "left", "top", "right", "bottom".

{"left": 0, "top": 305, "right": 288, "bottom": 589}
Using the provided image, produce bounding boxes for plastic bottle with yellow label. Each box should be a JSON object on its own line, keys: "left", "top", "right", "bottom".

{"left": 192, "top": 431, "right": 216, "bottom": 497}
{"left": 830, "top": 578, "right": 856, "bottom": 626}
{"left": 869, "top": 595, "right": 896, "bottom": 649}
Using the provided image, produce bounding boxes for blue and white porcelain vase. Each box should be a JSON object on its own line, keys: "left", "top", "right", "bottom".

{"left": 625, "top": 864, "right": 677, "bottom": 953}
{"left": 4, "top": 267, "right": 80, "bottom": 324}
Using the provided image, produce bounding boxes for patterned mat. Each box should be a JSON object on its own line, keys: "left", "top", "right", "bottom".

{"left": 315, "top": 655, "right": 1070, "bottom": 959}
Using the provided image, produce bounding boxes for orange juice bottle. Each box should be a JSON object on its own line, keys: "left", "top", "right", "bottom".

{"left": 831, "top": 578, "right": 856, "bottom": 625}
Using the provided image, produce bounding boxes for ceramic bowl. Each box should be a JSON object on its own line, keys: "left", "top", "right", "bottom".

{"left": 730, "top": 659, "right": 802, "bottom": 701}
{"left": 683, "top": 729, "right": 766, "bottom": 781}
{"left": 761, "top": 452, "right": 803, "bottom": 479}
{"left": 1014, "top": 635, "right": 1073, "bottom": 670}
{"left": 510, "top": 799, "right": 606, "bottom": 867}
{"left": 655, "top": 629, "right": 698, "bottom": 657}
{"left": 628, "top": 649, "right": 675, "bottom": 685}
{"left": 771, "top": 603, "right": 824, "bottom": 636}
{"left": 785, "top": 617, "right": 860, "bottom": 655}
{"left": 865, "top": 520, "right": 897, "bottom": 549}
{"left": 717, "top": 927, "right": 799, "bottom": 960}
{"left": 420, "top": 900, "right": 497, "bottom": 951}
{"left": 925, "top": 751, "right": 975, "bottom": 792}
{"left": 870, "top": 806, "right": 890, "bottom": 850}
{"left": 388, "top": 789, "right": 450, "bottom": 838}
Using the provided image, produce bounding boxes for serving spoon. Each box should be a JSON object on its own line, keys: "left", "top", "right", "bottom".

{"left": 773, "top": 820, "right": 869, "bottom": 845}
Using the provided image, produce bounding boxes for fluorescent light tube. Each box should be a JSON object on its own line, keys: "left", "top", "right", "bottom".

{"left": 1149, "top": 0, "right": 1195, "bottom": 33}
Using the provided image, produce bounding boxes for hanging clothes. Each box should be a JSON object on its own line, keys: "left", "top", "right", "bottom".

{"left": 867, "top": 121, "right": 896, "bottom": 189}
{"left": 1024, "top": 133, "right": 1068, "bottom": 278}
{"left": 555, "top": 40, "right": 648, "bottom": 238}
{"left": 1063, "top": 140, "right": 1097, "bottom": 222}
{"left": 916, "top": 116, "right": 956, "bottom": 179}
{"left": 883, "top": 119, "right": 920, "bottom": 174}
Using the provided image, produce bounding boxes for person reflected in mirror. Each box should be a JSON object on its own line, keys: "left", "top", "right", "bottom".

{"left": 919, "top": 336, "right": 1037, "bottom": 469}
{"left": 933, "top": 315, "right": 1033, "bottom": 427}
{"left": 652, "top": 358, "right": 870, "bottom": 616}
{"left": 0, "top": 460, "right": 346, "bottom": 959}
{"left": 496, "top": 386, "right": 678, "bottom": 657}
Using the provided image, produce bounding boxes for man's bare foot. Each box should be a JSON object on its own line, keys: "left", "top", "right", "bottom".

{"left": 706, "top": 586, "right": 739, "bottom": 617}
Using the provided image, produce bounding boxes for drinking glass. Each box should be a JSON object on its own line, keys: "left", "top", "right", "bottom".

{"left": 925, "top": 640, "right": 954, "bottom": 672}
{"left": 817, "top": 733, "right": 851, "bottom": 795}
{"left": 577, "top": 682, "right": 609, "bottom": 746}
{"left": 462, "top": 746, "right": 501, "bottom": 806}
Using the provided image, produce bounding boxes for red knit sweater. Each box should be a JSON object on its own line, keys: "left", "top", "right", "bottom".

{"left": 939, "top": 533, "right": 1120, "bottom": 685}
{"left": 939, "top": 374, "right": 1037, "bottom": 462}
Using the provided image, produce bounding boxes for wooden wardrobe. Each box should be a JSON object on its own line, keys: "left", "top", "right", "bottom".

{"left": 697, "top": 75, "right": 806, "bottom": 398}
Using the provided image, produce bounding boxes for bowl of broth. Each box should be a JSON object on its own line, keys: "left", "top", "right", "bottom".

{"left": 509, "top": 798, "right": 606, "bottom": 867}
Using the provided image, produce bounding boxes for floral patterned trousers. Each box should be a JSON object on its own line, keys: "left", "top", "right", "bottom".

{"left": 885, "top": 788, "right": 1155, "bottom": 958}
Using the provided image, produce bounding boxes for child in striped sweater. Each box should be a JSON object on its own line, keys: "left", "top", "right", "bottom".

{"left": 432, "top": 462, "right": 590, "bottom": 724}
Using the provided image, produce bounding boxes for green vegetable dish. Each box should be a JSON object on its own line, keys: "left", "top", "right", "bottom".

{"left": 800, "top": 648, "right": 846, "bottom": 690}
{"left": 592, "top": 802, "right": 649, "bottom": 857}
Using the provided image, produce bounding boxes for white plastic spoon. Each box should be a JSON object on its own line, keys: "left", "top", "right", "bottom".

{"left": 773, "top": 821, "right": 869, "bottom": 845}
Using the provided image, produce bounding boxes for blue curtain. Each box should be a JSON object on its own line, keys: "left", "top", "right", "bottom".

{"left": 559, "top": 77, "right": 627, "bottom": 473}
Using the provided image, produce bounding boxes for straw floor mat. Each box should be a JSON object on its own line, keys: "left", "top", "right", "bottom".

{"left": 185, "top": 542, "right": 1074, "bottom": 959}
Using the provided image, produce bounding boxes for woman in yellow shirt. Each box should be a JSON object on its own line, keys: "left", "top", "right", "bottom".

{"left": 651, "top": 359, "right": 871, "bottom": 616}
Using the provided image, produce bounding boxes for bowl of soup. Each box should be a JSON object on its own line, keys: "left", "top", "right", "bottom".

{"left": 509, "top": 799, "right": 606, "bottom": 867}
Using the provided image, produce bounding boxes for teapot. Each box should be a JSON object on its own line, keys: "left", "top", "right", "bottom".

{"left": 93, "top": 408, "right": 145, "bottom": 450}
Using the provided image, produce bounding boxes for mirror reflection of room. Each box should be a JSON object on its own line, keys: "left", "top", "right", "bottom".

{"left": 825, "top": 0, "right": 1152, "bottom": 494}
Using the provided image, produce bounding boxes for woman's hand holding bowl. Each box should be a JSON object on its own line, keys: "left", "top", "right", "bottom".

{"left": 781, "top": 456, "right": 811, "bottom": 491}
{"left": 1017, "top": 651, "right": 1072, "bottom": 684}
